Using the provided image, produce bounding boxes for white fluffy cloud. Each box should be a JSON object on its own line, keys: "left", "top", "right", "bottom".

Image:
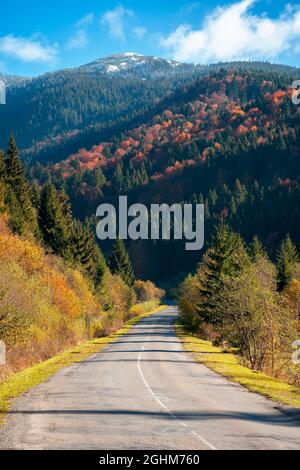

{"left": 160, "top": 0, "right": 300, "bottom": 63}
{"left": 0, "top": 35, "right": 58, "bottom": 63}
{"left": 101, "top": 6, "right": 134, "bottom": 41}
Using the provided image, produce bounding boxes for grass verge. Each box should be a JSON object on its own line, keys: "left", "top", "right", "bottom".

{"left": 176, "top": 322, "right": 300, "bottom": 408}
{"left": 0, "top": 305, "right": 166, "bottom": 425}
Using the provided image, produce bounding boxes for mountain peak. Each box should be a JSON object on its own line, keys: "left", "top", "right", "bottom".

{"left": 78, "top": 53, "right": 191, "bottom": 77}
{"left": 123, "top": 52, "right": 144, "bottom": 57}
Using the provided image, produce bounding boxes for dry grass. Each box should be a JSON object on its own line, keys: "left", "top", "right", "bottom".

{"left": 176, "top": 323, "right": 300, "bottom": 408}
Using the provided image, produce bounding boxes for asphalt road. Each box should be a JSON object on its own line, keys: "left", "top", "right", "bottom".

{"left": 0, "top": 307, "right": 299, "bottom": 450}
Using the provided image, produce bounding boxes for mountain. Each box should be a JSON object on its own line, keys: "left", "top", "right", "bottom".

{"left": 2, "top": 56, "right": 300, "bottom": 285}
{"left": 30, "top": 66, "right": 300, "bottom": 285}
{"left": 78, "top": 52, "right": 201, "bottom": 77}
{"left": 1, "top": 54, "right": 298, "bottom": 166}
{"left": 0, "top": 73, "right": 28, "bottom": 87}
{"left": 0, "top": 54, "right": 207, "bottom": 164}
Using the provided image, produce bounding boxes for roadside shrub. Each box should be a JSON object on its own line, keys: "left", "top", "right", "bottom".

{"left": 0, "top": 222, "right": 163, "bottom": 381}
{"left": 178, "top": 275, "right": 201, "bottom": 331}
{"left": 130, "top": 300, "right": 159, "bottom": 317}
{"left": 284, "top": 279, "right": 300, "bottom": 321}
{"left": 0, "top": 230, "right": 103, "bottom": 378}
{"left": 134, "top": 280, "right": 165, "bottom": 303}
{"left": 178, "top": 232, "right": 299, "bottom": 385}
{"left": 218, "top": 258, "right": 297, "bottom": 375}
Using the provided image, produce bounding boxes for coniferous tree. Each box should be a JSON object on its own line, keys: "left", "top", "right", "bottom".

{"left": 69, "top": 219, "right": 107, "bottom": 284}
{"left": 0, "top": 150, "right": 5, "bottom": 176}
{"left": 93, "top": 243, "right": 108, "bottom": 286}
{"left": 4, "top": 137, "right": 38, "bottom": 235}
{"left": 197, "top": 224, "right": 248, "bottom": 324}
{"left": 5, "top": 136, "right": 24, "bottom": 185}
{"left": 85, "top": 219, "right": 108, "bottom": 285}
{"left": 0, "top": 150, "right": 6, "bottom": 212}
{"left": 277, "top": 235, "right": 298, "bottom": 291}
{"left": 39, "top": 182, "right": 70, "bottom": 256}
{"left": 109, "top": 239, "right": 135, "bottom": 287}
{"left": 57, "top": 188, "right": 73, "bottom": 227}
{"left": 250, "top": 236, "right": 267, "bottom": 261}
{"left": 5, "top": 187, "right": 25, "bottom": 233}
{"left": 30, "top": 181, "right": 41, "bottom": 211}
{"left": 113, "top": 164, "right": 124, "bottom": 193}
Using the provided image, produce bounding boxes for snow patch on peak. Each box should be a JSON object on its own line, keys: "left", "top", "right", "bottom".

{"left": 107, "top": 65, "right": 119, "bottom": 73}
{"left": 124, "top": 52, "right": 143, "bottom": 57}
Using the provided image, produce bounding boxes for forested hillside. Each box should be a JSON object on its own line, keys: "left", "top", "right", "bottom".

{"left": 0, "top": 137, "right": 164, "bottom": 379}
{"left": 178, "top": 224, "right": 300, "bottom": 387}
{"left": 0, "top": 57, "right": 297, "bottom": 166}
{"left": 29, "top": 66, "right": 300, "bottom": 286}
{"left": 0, "top": 54, "right": 207, "bottom": 164}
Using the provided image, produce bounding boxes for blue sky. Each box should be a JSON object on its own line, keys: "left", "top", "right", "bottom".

{"left": 0, "top": 0, "right": 300, "bottom": 76}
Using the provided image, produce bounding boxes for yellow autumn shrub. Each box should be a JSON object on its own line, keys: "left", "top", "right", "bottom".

{"left": 68, "top": 269, "right": 99, "bottom": 317}
{"left": 43, "top": 269, "right": 82, "bottom": 319}
{"left": 134, "top": 280, "right": 165, "bottom": 303}
{"left": 0, "top": 233, "right": 45, "bottom": 274}
{"left": 0, "top": 221, "right": 161, "bottom": 380}
{"left": 0, "top": 229, "right": 102, "bottom": 377}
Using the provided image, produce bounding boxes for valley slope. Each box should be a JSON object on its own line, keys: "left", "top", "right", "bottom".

{"left": 2, "top": 57, "right": 300, "bottom": 286}
{"left": 30, "top": 66, "right": 300, "bottom": 285}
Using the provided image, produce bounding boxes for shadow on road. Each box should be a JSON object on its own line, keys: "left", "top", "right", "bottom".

{"left": 4, "top": 408, "right": 299, "bottom": 427}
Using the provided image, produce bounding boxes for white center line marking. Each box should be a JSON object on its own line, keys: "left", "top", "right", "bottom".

{"left": 137, "top": 319, "right": 217, "bottom": 451}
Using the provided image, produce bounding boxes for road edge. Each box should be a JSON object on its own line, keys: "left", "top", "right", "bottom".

{"left": 0, "top": 305, "right": 167, "bottom": 426}
{"left": 175, "top": 321, "right": 300, "bottom": 411}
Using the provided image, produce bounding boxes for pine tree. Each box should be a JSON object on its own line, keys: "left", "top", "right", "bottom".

{"left": 277, "top": 235, "right": 298, "bottom": 291}
{"left": 5, "top": 186, "right": 25, "bottom": 233}
{"left": 39, "top": 182, "right": 70, "bottom": 256}
{"left": 4, "top": 137, "right": 38, "bottom": 235}
{"left": 93, "top": 243, "right": 108, "bottom": 286}
{"left": 250, "top": 236, "right": 267, "bottom": 261}
{"left": 0, "top": 150, "right": 6, "bottom": 212}
{"left": 197, "top": 224, "right": 248, "bottom": 324}
{"left": 57, "top": 189, "right": 73, "bottom": 226}
{"left": 113, "top": 164, "right": 124, "bottom": 192}
{"left": 69, "top": 220, "right": 107, "bottom": 284}
{"left": 30, "top": 181, "right": 41, "bottom": 211}
{"left": 109, "top": 239, "right": 135, "bottom": 287}
{"left": 234, "top": 179, "right": 247, "bottom": 204}
{"left": 0, "top": 149, "right": 5, "bottom": 176}
{"left": 5, "top": 136, "right": 24, "bottom": 185}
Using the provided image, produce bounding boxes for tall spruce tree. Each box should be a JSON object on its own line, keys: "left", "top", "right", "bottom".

{"left": 4, "top": 137, "right": 38, "bottom": 235}
{"left": 109, "top": 239, "right": 135, "bottom": 287}
{"left": 250, "top": 236, "right": 267, "bottom": 261}
{"left": 5, "top": 136, "right": 24, "bottom": 184}
{"left": 69, "top": 219, "right": 107, "bottom": 284}
{"left": 39, "top": 182, "right": 70, "bottom": 257}
{"left": 0, "top": 150, "right": 6, "bottom": 212}
{"left": 197, "top": 224, "right": 248, "bottom": 325}
{"left": 5, "top": 187, "right": 25, "bottom": 234}
{"left": 277, "top": 235, "right": 298, "bottom": 291}
{"left": 0, "top": 150, "right": 5, "bottom": 176}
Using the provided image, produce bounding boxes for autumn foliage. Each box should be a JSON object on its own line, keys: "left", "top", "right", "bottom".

{"left": 0, "top": 217, "right": 161, "bottom": 380}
